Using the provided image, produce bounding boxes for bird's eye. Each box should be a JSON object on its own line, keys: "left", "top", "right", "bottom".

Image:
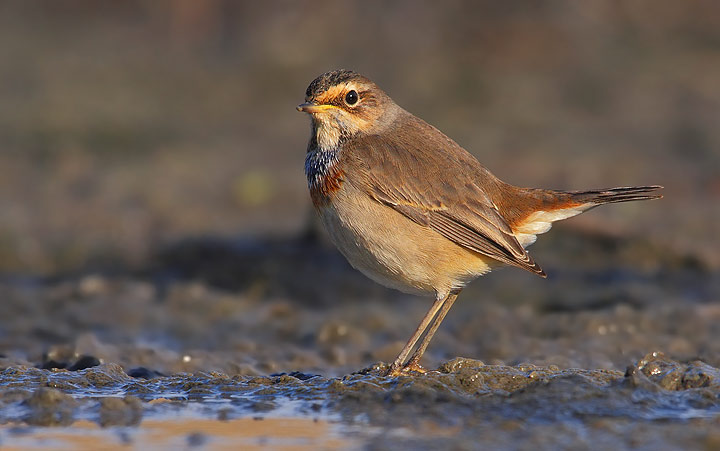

{"left": 345, "top": 90, "right": 359, "bottom": 106}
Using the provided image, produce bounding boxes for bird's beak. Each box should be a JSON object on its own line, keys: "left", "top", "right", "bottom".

{"left": 296, "top": 102, "right": 335, "bottom": 113}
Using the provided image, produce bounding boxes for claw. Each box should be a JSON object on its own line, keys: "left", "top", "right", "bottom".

{"left": 385, "top": 360, "right": 427, "bottom": 377}
{"left": 403, "top": 360, "right": 426, "bottom": 374}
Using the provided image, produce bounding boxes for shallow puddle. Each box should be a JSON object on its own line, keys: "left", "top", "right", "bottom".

{"left": 1, "top": 353, "right": 719, "bottom": 449}
{"left": 0, "top": 418, "right": 354, "bottom": 450}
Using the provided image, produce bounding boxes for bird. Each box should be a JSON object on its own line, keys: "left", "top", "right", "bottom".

{"left": 297, "top": 69, "right": 662, "bottom": 377}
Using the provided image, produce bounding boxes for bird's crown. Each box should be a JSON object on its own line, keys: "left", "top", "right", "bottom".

{"left": 305, "top": 69, "right": 362, "bottom": 99}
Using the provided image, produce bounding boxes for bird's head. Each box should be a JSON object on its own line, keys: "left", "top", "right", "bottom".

{"left": 297, "top": 70, "right": 398, "bottom": 151}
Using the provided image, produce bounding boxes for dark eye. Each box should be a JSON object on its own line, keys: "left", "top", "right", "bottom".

{"left": 345, "top": 90, "right": 358, "bottom": 106}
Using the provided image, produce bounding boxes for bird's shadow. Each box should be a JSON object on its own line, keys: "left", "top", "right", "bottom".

{"left": 146, "top": 229, "right": 405, "bottom": 307}
{"left": 134, "top": 225, "right": 711, "bottom": 314}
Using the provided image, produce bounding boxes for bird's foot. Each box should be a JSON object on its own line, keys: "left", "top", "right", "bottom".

{"left": 385, "top": 359, "right": 427, "bottom": 377}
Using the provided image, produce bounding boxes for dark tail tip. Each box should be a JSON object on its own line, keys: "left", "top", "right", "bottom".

{"left": 570, "top": 185, "right": 663, "bottom": 205}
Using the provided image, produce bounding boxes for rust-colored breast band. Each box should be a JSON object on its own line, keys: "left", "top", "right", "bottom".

{"left": 310, "top": 167, "right": 344, "bottom": 207}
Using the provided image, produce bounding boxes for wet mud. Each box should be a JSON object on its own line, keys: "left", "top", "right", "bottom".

{"left": 1, "top": 232, "right": 719, "bottom": 449}
{"left": 1, "top": 354, "right": 720, "bottom": 449}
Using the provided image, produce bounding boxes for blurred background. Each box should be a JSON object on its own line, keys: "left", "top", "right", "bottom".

{"left": 0, "top": 1, "right": 718, "bottom": 374}
{"left": 1, "top": 0, "right": 718, "bottom": 274}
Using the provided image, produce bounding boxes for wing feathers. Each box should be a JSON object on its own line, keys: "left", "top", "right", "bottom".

{"left": 343, "top": 113, "right": 550, "bottom": 277}
{"left": 428, "top": 211, "right": 546, "bottom": 277}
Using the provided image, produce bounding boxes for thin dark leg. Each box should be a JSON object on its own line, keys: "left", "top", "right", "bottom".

{"left": 387, "top": 296, "right": 447, "bottom": 375}
{"left": 404, "top": 291, "right": 460, "bottom": 370}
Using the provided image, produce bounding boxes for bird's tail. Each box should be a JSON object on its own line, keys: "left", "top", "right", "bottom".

{"left": 511, "top": 185, "right": 663, "bottom": 248}
{"left": 566, "top": 185, "right": 663, "bottom": 206}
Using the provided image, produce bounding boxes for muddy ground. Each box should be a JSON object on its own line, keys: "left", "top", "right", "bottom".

{"left": 1, "top": 2, "right": 720, "bottom": 449}
{"left": 1, "top": 231, "right": 720, "bottom": 449}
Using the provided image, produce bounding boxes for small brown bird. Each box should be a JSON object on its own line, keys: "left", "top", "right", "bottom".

{"left": 297, "top": 69, "right": 662, "bottom": 376}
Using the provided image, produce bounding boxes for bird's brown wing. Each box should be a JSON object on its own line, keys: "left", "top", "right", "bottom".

{"left": 343, "top": 116, "right": 546, "bottom": 277}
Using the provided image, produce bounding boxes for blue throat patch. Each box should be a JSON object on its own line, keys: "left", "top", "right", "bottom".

{"left": 305, "top": 148, "right": 340, "bottom": 190}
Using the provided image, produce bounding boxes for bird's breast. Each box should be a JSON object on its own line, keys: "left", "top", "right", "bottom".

{"left": 305, "top": 149, "right": 344, "bottom": 208}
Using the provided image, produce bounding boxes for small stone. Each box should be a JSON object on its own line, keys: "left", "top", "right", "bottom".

{"left": 67, "top": 355, "right": 101, "bottom": 371}
{"left": 99, "top": 396, "right": 143, "bottom": 427}
{"left": 127, "top": 367, "right": 165, "bottom": 379}
{"left": 187, "top": 432, "right": 207, "bottom": 447}
{"left": 23, "top": 388, "right": 76, "bottom": 426}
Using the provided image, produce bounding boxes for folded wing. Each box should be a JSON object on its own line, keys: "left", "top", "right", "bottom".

{"left": 343, "top": 118, "right": 547, "bottom": 277}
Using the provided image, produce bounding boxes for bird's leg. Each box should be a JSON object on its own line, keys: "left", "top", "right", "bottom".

{"left": 386, "top": 296, "right": 447, "bottom": 377}
{"left": 402, "top": 290, "right": 460, "bottom": 373}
